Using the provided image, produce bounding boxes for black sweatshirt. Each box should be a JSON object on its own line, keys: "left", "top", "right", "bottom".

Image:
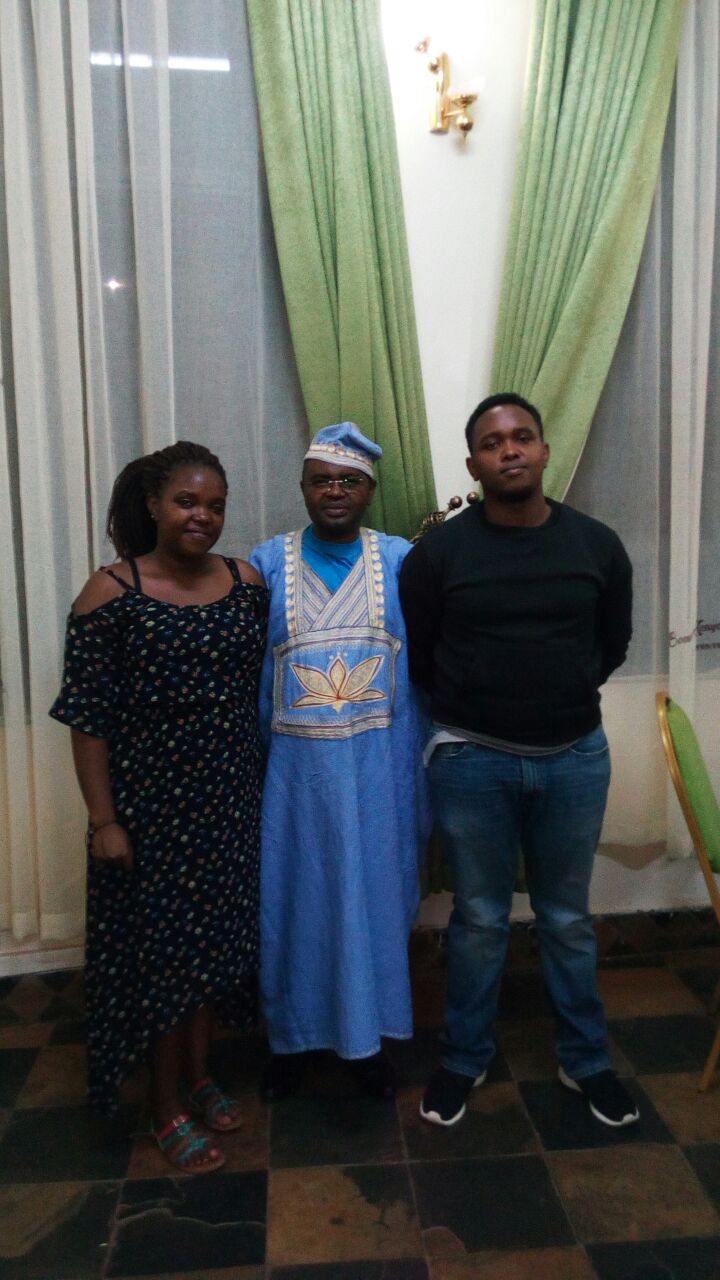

{"left": 398, "top": 499, "right": 632, "bottom": 748}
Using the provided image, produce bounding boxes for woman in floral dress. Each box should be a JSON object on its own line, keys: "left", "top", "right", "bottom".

{"left": 50, "top": 442, "right": 267, "bottom": 1173}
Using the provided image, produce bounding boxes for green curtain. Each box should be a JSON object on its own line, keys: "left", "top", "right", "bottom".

{"left": 246, "top": 0, "right": 436, "bottom": 537}
{"left": 492, "top": 0, "right": 683, "bottom": 497}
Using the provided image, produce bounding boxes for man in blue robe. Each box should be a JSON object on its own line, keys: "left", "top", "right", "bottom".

{"left": 250, "top": 423, "right": 431, "bottom": 1099}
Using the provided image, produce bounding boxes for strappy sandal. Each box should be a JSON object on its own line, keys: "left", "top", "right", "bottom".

{"left": 153, "top": 1113, "right": 225, "bottom": 1172}
{"left": 188, "top": 1076, "right": 243, "bottom": 1132}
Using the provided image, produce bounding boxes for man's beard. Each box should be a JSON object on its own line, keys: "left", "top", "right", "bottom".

{"left": 497, "top": 483, "right": 536, "bottom": 503}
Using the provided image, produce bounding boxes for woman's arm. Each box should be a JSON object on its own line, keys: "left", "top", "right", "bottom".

{"left": 70, "top": 730, "right": 134, "bottom": 872}
{"left": 52, "top": 570, "right": 133, "bottom": 870}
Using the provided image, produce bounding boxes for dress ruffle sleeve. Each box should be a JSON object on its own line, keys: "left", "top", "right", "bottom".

{"left": 49, "top": 606, "right": 123, "bottom": 738}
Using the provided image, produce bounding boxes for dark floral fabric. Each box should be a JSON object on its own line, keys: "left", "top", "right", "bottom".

{"left": 50, "top": 559, "right": 268, "bottom": 1113}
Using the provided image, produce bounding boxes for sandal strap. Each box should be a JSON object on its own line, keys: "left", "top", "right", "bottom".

{"left": 190, "top": 1078, "right": 237, "bottom": 1122}
{"left": 154, "top": 1112, "right": 191, "bottom": 1141}
{"left": 153, "top": 1114, "right": 216, "bottom": 1167}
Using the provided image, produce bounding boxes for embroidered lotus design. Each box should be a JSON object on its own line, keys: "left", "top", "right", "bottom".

{"left": 290, "top": 655, "right": 385, "bottom": 713}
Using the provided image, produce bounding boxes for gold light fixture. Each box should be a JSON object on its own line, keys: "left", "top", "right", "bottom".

{"left": 415, "top": 38, "right": 478, "bottom": 138}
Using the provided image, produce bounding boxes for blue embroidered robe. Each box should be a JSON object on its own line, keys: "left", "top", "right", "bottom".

{"left": 250, "top": 528, "right": 431, "bottom": 1058}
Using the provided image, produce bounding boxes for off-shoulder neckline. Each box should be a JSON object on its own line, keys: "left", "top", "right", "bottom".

{"left": 70, "top": 578, "right": 267, "bottom": 620}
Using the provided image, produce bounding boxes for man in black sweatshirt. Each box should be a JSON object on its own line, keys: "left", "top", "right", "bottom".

{"left": 399, "top": 392, "right": 638, "bottom": 1130}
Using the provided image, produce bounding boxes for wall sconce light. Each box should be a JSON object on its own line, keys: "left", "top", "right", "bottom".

{"left": 415, "top": 38, "right": 479, "bottom": 138}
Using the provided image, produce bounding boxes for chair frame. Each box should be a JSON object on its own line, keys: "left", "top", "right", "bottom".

{"left": 656, "top": 692, "right": 720, "bottom": 1090}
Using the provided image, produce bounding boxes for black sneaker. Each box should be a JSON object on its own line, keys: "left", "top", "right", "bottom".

{"left": 558, "top": 1066, "right": 640, "bottom": 1127}
{"left": 419, "top": 1065, "right": 487, "bottom": 1127}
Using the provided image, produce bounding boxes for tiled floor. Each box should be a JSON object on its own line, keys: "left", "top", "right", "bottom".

{"left": 1, "top": 915, "right": 719, "bottom": 1280}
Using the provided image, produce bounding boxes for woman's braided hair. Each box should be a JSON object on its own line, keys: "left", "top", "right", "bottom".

{"left": 106, "top": 441, "right": 228, "bottom": 559}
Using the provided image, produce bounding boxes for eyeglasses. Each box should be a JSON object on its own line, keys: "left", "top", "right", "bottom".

{"left": 304, "top": 475, "right": 367, "bottom": 492}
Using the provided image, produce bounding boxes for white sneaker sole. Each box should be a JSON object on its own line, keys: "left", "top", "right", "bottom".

{"left": 419, "top": 1071, "right": 487, "bottom": 1127}
{"left": 558, "top": 1066, "right": 640, "bottom": 1127}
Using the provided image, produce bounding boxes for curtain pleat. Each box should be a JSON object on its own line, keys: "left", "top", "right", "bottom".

{"left": 246, "top": 0, "right": 436, "bottom": 538}
{"left": 69, "top": 0, "right": 115, "bottom": 567}
{"left": 120, "top": 0, "right": 176, "bottom": 451}
{"left": 0, "top": 359, "right": 39, "bottom": 941}
{"left": 0, "top": 0, "right": 92, "bottom": 940}
{"left": 491, "top": 0, "right": 683, "bottom": 499}
{"left": 667, "top": 0, "right": 719, "bottom": 853}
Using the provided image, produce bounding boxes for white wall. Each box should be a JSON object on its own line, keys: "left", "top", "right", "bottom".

{"left": 382, "top": 2, "right": 711, "bottom": 918}
{"left": 381, "top": 0, "right": 534, "bottom": 501}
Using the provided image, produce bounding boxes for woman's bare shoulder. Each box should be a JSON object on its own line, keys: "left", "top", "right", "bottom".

{"left": 71, "top": 566, "right": 129, "bottom": 615}
{"left": 234, "top": 557, "right": 266, "bottom": 588}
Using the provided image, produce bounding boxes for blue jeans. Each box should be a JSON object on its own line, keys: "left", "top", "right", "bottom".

{"left": 428, "top": 726, "right": 612, "bottom": 1081}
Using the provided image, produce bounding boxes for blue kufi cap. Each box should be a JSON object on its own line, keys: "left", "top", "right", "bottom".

{"left": 304, "top": 422, "right": 382, "bottom": 479}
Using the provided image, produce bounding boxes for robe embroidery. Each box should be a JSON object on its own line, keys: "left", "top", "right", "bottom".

{"left": 271, "top": 529, "right": 399, "bottom": 739}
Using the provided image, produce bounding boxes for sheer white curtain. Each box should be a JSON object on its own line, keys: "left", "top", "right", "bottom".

{"left": 0, "top": 0, "right": 307, "bottom": 945}
{"left": 667, "top": 0, "right": 718, "bottom": 852}
{"left": 568, "top": 0, "right": 720, "bottom": 869}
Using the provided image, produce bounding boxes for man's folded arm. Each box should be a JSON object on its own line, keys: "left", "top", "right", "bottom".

{"left": 399, "top": 542, "right": 442, "bottom": 693}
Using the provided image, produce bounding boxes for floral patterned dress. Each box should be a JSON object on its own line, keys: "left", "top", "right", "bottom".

{"left": 50, "top": 557, "right": 268, "bottom": 1113}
